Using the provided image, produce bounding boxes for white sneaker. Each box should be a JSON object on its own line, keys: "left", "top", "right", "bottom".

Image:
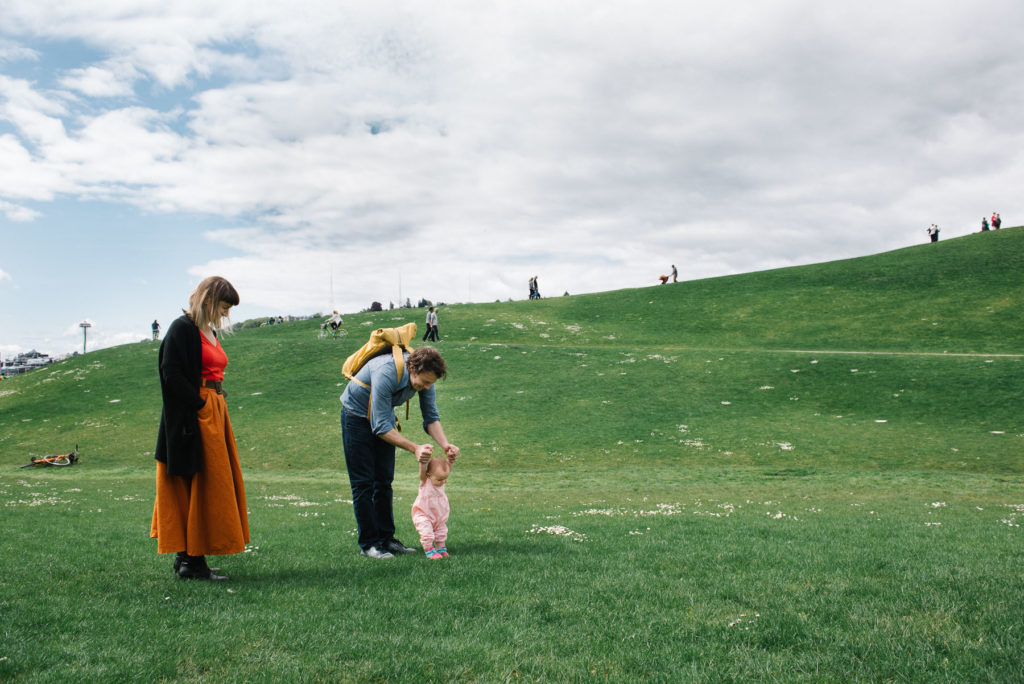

{"left": 360, "top": 546, "right": 394, "bottom": 559}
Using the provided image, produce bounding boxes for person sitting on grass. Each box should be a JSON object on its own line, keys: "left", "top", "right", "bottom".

{"left": 412, "top": 456, "right": 453, "bottom": 559}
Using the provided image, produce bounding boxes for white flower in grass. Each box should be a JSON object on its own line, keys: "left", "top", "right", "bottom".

{"left": 721, "top": 401, "right": 731, "bottom": 405}
{"left": 526, "top": 524, "right": 587, "bottom": 541}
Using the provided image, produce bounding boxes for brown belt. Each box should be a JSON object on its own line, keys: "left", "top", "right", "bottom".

{"left": 202, "top": 379, "right": 224, "bottom": 395}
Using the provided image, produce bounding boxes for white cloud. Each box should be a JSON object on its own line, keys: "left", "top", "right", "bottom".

{"left": 59, "top": 60, "right": 140, "bottom": 97}
{"left": 0, "top": 74, "right": 69, "bottom": 149}
{"left": 0, "top": 199, "right": 39, "bottom": 221}
{"left": 0, "top": 40, "right": 38, "bottom": 63}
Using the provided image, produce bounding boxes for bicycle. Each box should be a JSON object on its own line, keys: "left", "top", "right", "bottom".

{"left": 20, "top": 444, "right": 79, "bottom": 468}
{"left": 318, "top": 324, "right": 347, "bottom": 339}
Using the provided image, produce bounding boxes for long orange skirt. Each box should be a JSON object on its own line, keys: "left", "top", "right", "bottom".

{"left": 151, "top": 386, "right": 249, "bottom": 556}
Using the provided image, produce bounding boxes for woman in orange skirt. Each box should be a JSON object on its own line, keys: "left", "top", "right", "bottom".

{"left": 151, "top": 276, "right": 249, "bottom": 580}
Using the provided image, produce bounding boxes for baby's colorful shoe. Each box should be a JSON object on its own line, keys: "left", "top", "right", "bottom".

{"left": 436, "top": 547, "right": 449, "bottom": 557}
{"left": 425, "top": 549, "right": 443, "bottom": 560}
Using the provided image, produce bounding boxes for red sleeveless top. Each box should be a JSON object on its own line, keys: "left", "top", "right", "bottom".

{"left": 200, "top": 333, "right": 228, "bottom": 381}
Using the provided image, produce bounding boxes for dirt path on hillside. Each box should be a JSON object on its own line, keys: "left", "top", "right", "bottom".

{"left": 769, "top": 349, "right": 1024, "bottom": 358}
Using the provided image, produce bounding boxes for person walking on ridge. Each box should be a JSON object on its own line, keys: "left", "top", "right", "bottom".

{"left": 423, "top": 307, "right": 439, "bottom": 342}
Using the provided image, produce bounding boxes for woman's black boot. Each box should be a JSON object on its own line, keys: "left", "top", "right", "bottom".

{"left": 177, "top": 554, "right": 227, "bottom": 581}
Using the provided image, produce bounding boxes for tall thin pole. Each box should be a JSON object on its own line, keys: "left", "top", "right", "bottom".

{"left": 79, "top": 321, "right": 91, "bottom": 354}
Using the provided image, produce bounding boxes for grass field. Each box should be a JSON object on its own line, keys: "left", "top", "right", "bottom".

{"left": 1, "top": 229, "right": 1022, "bottom": 681}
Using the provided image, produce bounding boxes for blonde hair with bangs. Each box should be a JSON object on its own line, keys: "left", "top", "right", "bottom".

{"left": 185, "top": 276, "right": 240, "bottom": 331}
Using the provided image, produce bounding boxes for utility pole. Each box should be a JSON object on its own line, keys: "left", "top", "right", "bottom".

{"left": 79, "top": 321, "right": 91, "bottom": 354}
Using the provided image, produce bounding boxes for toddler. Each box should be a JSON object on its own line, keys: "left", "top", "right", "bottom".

{"left": 411, "top": 456, "right": 451, "bottom": 559}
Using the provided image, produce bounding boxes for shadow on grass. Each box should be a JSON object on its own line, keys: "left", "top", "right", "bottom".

{"left": 166, "top": 538, "right": 567, "bottom": 590}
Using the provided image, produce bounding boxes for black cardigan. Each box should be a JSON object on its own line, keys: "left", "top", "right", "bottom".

{"left": 154, "top": 314, "right": 209, "bottom": 476}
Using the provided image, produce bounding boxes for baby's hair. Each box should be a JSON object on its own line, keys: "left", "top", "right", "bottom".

{"left": 427, "top": 456, "right": 451, "bottom": 477}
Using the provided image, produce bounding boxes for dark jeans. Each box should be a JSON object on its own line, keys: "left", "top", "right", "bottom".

{"left": 340, "top": 408, "right": 396, "bottom": 551}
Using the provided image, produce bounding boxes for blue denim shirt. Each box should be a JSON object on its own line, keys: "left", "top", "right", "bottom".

{"left": 340, "top": 352, "right": 440, "bottom": 435}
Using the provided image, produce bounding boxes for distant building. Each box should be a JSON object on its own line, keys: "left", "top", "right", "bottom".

{"left": 0, "top": 350, "right": 56, "bottom": 377}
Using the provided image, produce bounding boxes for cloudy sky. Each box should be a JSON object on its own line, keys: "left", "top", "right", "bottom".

{"left": 1, "top": 1, "right": 1021, "bottom": 357}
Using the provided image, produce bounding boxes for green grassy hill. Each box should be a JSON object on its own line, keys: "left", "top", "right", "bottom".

{"left": 1, "top": 227, "right": 1021, "bottom": 472}
{"left": 0, "top": 227, "right": 1019, "bottom": 473}
{"left": 2, "top": 228, "right": 1023, "bottom": 682}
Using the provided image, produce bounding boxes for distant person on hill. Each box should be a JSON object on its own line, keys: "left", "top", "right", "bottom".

{"left": 658, "top": 274, "right": 670, "bottom": 284}
{"left": 412, "top": 456, "right": 453, "bottom": 559}
{"left": 927, "top": 224, "right": 939, "bottom": 242}
{"left": 981, "top": 217, "right": 990, "bottom": 232}
{"left": 993, "top": 213, "right": 1001, "bottom": 229}
{"left": 152, "top": 319, "right": 160, "bottom": 340}
{"left": 325, "top": 310, "right": 343, "bottom": 331}
{"left": 423, "top": 307, "right": 439, "bottom": 342}
{"left": 671, "top": 264, "right": 678, "bottom": 283}
{"left": 151, "top": 276, "right": 249, "bottom": 580}
{"left": 528, "top": 276, "right": 541, "bottom": 300}
{"left": 339, "top": 346, "right": 460, "bottom": 559}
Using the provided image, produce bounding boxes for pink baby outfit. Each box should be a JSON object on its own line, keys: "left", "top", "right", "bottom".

{"left": 411, "top": 478, "right": 449, "bottom": 550}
